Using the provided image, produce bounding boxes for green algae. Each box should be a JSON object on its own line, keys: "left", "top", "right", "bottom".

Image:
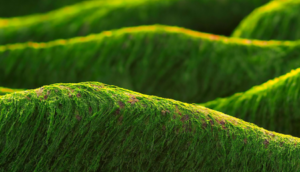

{"left": 1, "top": 25, "right": 300, "bottom": 104}
{"left": 0, "top": 0, "right": 271, "bottom": 45}
{"left": 0, "top": 87, "right": 24, "bottom": 96}
{"left": 201, "top": 68, "right": 300, "bottom": 138}
{"left": 232, "top": 0, "right": 300, "bottom": 41}
{"left": 1, "top": 81, "right": 300, "bottom": 171}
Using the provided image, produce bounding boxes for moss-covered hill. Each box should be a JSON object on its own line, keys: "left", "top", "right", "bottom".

{"left": 1, "top": 81, "right": 300, "bottom": 171}
{"left": 2, "top": 25, "right": 300, "bottom": 104}
{"left": 202, "top": 68, "right": 300, "bottom": 138}
{"left": 232, "top": 0, "right": 300, "bottom": 41}
{"left": 0, "top": 0, "right": 271, "bottom": 45}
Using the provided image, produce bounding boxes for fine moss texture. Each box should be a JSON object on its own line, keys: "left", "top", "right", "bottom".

{"left": 1, "top": 81, "right": 300, "bottom": 171}
{"left": 202, "top": 68, "right": 300, "bottom": 138}
{"left": 2, "top": 25, "right": 300, "bottom": 104}
{"left": 232, "top": 0, "right": 300, "bottom": 41}
{"left": 0, "top": 0, "right": 271, "bottom": 45}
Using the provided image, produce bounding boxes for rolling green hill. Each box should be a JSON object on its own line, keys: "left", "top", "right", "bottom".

{"left": 0, "top": 0, "right": 271, "bottom": 45}
{"left": 0, "top": 81, "right": 299, "bottom": 171}
{"left": 2, "top": 25, "right": 300, "bottom": 104}
{"left": 232, "top": 0, "right": 300, "bottom": 40}
{"left": 202, "top": 68, "right": 300, "bottom": 137}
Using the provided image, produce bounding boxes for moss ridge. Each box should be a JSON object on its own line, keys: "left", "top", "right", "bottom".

{"left": 0, "top": 81, "right": 300, "bottom": 171}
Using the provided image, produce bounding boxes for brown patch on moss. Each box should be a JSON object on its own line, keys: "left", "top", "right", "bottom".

{"left": 55, "top": 89, "right": 58, "bottom": 93}
{"left": 201, "top": 119, "right": 207, "bottom": 129}
{"left": 209, "top": 119, "right": 214, "bottom": 126}
{"left": 173, "top": 114, "right": 177, "bottom": 119}
{"left": 295, "top": 142, "right": 297, "bottom": 147}
{"left": 76, "top": 115, "right": 82, "bottom": 121}
{"left": 118, "top": 101, "right": 125, "bottom": 109}
{"left": 183, "top": 121, "right": 193, "bottom": 133}
{"left": 175, "top": 106, "right": 182, "bottom": 116}
{"left": 161, "top": 109, "right": 170, "bottom": 116}
{"left": 89, "top": 106, "right": 92, "bottom": 114}
{"left": 243, "top": 138, "right": 247, "bottom": 144}
{"left": 35, "top": 87, "right": 44, "bottom": 97}
{"left": 91, "top": 84, "right": 103, "bottom": 90}
{"left": 162, "top": 125, "right": 166, "bottom": 131}
{"left": 280, "top": 142, "right": 284, "bottom": 147}
{"left": 128, "top": 97, "right": 139, "bottom": 105}
{"left": 174, "top": 127, "right": 180, "bottom": 135}
{"left": 181, "top": 115, "right": 190, "bottom": 123}
{"left": 115, "top": 108, "right": 120, "bottom": 115}
{"left": 44, "top": 95, "right": 48, "bottom": 100}
{"left": 263, "top": 139, "right": 269, "bottom": 148}
{"left": 118, "top": 115, "right": 123, "bottom": 125}
{"left": 26, "top": 96, "right": 31, "bottom": 100}
{"left": 219, "top": 120, "right": 226, "bottom": 125}
{"left": 269, "top": 133, "right": 275, "bottom": 137}
{"left": 77, "top": 93, "right": 81, "bottom": 98}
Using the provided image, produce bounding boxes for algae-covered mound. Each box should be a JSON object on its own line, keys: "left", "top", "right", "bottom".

{"left": 1, "top": 81, "right": 300, "bottom": 171}
{"left": 232, "top": 0, "right": 300, "bottom": 41}
{"left": 2, "top": 25, "right": 300, "bottom": 104}
{"left": 0, "top": 0, "right": 271, "bottom": 45}
{"left": 202, "top": 68, "right": 300, "bottom": 137}
{"left": 0, "top": 86, "right": 23, "bottom": 96}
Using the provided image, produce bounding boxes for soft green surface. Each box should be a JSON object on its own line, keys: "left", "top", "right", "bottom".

{"left": 202, "top": 68, "right": 300, "bottom": 138}
{"left": 0, "top": 0, "right": 271, "bottom": 45}
{"left": 1, "top": 81, "right": 300, "bottom": 171}
{"left": 2, "top": 25, "right": 300, "bottom": 104}
{"left": 232, "top": 0, "right": 300, "bottom": 40}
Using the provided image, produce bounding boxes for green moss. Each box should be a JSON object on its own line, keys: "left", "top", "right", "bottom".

{"left": 0, "top": 86, "right": 23, "bottom": 96}
{"left": 232, "top": 0, "right": 300, "bottom": 40}
{"left": 0, "top": 0, "right": 270, "bottom": 44}
{"left": 0, "top": 81, "right": 300, "bottom": 171}
{"left": 2, "top": 25, "right": 300, "bottom": 104}
{"left": 202, "top": 68, "right": 300, "bottom": 137}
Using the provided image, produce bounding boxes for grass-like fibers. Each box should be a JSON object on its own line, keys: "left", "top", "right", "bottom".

{"left": 232, "top": 0, "right": 300, "bottom": 40}
{"left": 1, "top": 25, "right": 300, "bottom": 104}
{"left": 1, "top": 81, "right": 300, "bottom": 171}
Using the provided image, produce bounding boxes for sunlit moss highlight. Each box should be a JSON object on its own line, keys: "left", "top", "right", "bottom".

{"left": 232, "top": 0, "right": 300, "bottom": 40}
{"left": 0, "top": 86, "right": 23, "bottom": 96}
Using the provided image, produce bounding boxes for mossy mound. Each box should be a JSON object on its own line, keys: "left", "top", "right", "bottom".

{"left": 0, "top": 86, "right": 23, "bottom": 96}
{"left": 0, "top": 25, "right": 300, "bottom": 103}
{"left": 1, "top": 81, "right": 300, "bottom": 171}
{"left": 232, "top": 0, "right": 300, "bottom": 41}
{"left": 202, "top": 68, "right": 300, "bottom": 137}
{"left": 2, "top": 25, "right": 300, "bottom": 104}
{"left": 0, "top": 0, "right": 271, "bottom": 45}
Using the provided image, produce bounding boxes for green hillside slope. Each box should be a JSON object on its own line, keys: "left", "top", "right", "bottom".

{"left": 232, "top": 0, "right": 300, "bottom": 40}
{"left": 202, "top": 68, "right": 300, "bottom": 137}
{"left": 1, "top": 81, "right": 300, "bottom": 171}
{"left": 2, "top": 25, "right": 300, "bottom": 103}
{"left": 0, "top": 0, "right": 270, "bottom": 45}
